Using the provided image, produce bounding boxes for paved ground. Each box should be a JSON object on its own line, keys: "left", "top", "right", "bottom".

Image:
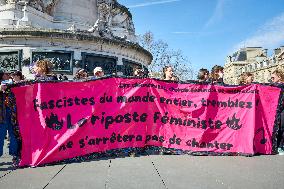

{"left": 1, "top": 140, "right": 284, "bottom": 189}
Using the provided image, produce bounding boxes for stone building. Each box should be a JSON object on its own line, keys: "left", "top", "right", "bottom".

{"left": 224, "top": 46, "right": 284, "bottom": 84}
{"left": 0, "top": 0, "right": 152, "bottom": 78}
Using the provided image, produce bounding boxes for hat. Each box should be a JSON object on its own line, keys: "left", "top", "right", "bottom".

{"left": 93, "top": 67, "right": 103, "bottom": 74}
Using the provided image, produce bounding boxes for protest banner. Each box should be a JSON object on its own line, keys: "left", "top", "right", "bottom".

{"left": 12, "top": 77, "right": 282, "bottom": 167}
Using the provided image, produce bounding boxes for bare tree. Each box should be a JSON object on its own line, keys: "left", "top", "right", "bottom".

{"left": 139, "top": 31, "right": 193, "bottom": 80}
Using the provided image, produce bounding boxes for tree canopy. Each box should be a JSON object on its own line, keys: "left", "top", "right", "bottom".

{"left": 139, "top": 31, "right": 194, "bottom": 80}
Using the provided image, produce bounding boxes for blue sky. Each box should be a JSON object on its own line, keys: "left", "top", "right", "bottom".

{"left": 118, "top": 0, "right": 284, "bottom": 75}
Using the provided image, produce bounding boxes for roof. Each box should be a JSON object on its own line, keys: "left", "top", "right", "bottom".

{"left": 232, "top": 50, "right": 247, "bottom": 61}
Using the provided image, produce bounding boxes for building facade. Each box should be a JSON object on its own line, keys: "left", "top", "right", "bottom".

{"left": 0, "top": 0, "right": 152, "bottom": 78}
{"left": 224, "top": 46, "right": 284, "bottom": 84}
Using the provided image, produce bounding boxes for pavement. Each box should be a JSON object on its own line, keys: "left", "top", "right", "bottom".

{"left": 1, "top": 139, "right": 284, "bottom": 189}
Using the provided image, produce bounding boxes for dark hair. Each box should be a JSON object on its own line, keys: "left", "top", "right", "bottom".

{"left": 58, "top": 74, "right": 68, "bottom": 81}
{"left": 197, "top": 68, "right": 209, "bottom": 81}
{"left": 74, "top": 69, "right": 88, "bottom": 80}
{"left": 210, "top": 65, "right": 224, "bottom": 81}
{"left": 11, "top": 70, "right": 24, "bottom": 80}
{"left": 211, "top": 65, "right": 224, "bottom": 73}
{"left": 0, "top": 72, "right": 4, "bottom": 81}
{"left": 0, "top": 70, "right": 9, "bottom": 81}
{"left": 239, "top": 72, "right": 253, "bottom": 85}
{"left": 272, "top": 69, "right": 284, "bottom": 82}
{"left": 162, "top": 66, "right": 172, "bottom": 79}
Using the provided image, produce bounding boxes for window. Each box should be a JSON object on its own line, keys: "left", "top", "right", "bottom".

{"left": 32, "top": 51, "right": 73, "bottom": 74}
{"left": 122, "top": 59, "right": 142, "bottom": 76}
{"left": 0, "top": 50, "right": 22, "bottom": 72}
{"left": 82, "top": 53, "right": 117, "bottom": 75}
{"left": 122, "top": 59, "right": 148, "bottom": 77}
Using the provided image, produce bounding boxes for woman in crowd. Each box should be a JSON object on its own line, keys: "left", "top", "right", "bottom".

{"left": 10, "top": 70, "right": 25, "bottom": 83}
{"left": 0, "top": 71, "right": 19, "bottom": 165}
{"left": 93, "top": 67, "right": 105, "bottom": 79}
{"left": 163, "top": 66, "right": 179, "bottom": 81}
{"left": 197, "top": 68, "right": 210, "bottom": 82}
{"left": 6, "top": 71, "right": 25, "bottom": 165}
{"left": 239, "top": 72, "right": 254, "bottom": 85}
{"left": 133, "top": 68, "right": 144, "bottom": 77}
{"left": 210, "top": 65, "right": 224, "bottom": 84}
{"left": 270, "top": 69, "right": 284, "bottom": 155}
{"left": 271, "top": 69, "right": 284, "bottom": 83}
{"left": 73, "top": 69, "right": 88, "bottom": 80}
{"left": 33, "top": 60, "right": 58, "bottom": 81}
{"left": 161, "top": 66, "right": 180, "bottom": 155}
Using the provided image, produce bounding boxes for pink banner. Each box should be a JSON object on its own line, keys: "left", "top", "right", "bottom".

{"left": 12, "top": 78, "right": 281, "bottom": 167}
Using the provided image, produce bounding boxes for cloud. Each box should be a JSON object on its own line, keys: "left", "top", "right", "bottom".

{"left": 127, "top": 0, "right": 182, "bottom": 8}
{"left": 233, "top": 12, "right": 284, "bottom": 52}
{"left": 204, "top": 0, "right": 227, "bottom": 28}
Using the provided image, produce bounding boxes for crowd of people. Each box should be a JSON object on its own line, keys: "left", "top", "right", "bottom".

{"left": 1, "top": 59, "right": 284, "bottom": 167}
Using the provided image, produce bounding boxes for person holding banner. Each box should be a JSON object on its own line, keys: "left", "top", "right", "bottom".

{"left": 271, "top": 69, "right": 284, "bottom": 84}
{"left": 33, "top": 60, "right": 58, "bottom": 81}
{"left": 163, "top": 66, "right": 179, "bottom": 81}
{"left": 0, "top": 70, "right": 19, "bottom": 165}
{"left": 93, "top": 67, "right": 105, "bottom": 79}
{"left": 197, "top": 68, "right": 210, "bottom": 82}
{"left": 10, "top": 71, "right": 25, "bottom": 83}
{"left": 73, "top": 69, "right": 88, "bottom": 80}
{"left": 271, "top": 69, "right": 284, "bottom": 155}
{"left": 160, "top": 66, "right": 180, "bottom": 155}
{"left": 210, "top": 65, "right": 224, "bottom": 84}
{"left": 239, "top": 72, "right": 254, "bottom": 85}
{"left": 133, "top": 68, "right": 145, "bottom": 77}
